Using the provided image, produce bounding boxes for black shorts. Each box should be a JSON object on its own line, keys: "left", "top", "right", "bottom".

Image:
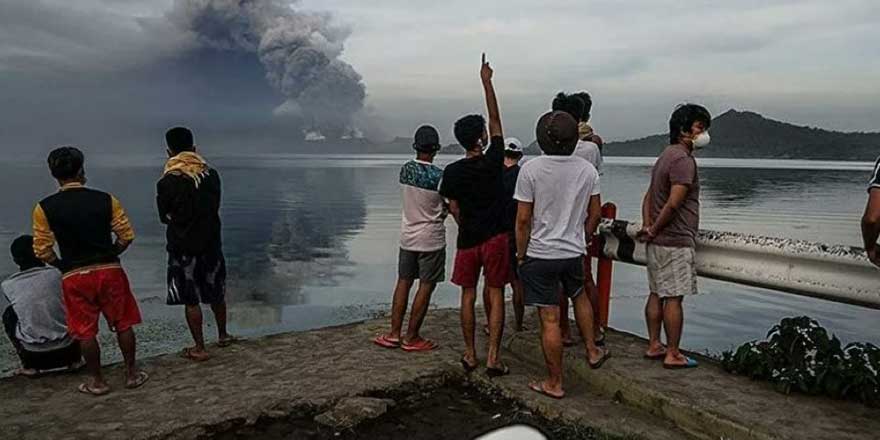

{"left": 518, "top": 256, "right": 584, "bottom": 307}
{"left": 166, "top": 250, "right": 227, "bottom": 306}
{"left": 3, "top": 306, "right": 82, "bottom": 370}
{"left": 398, "top": 248, "right": 445, "bottom": 283}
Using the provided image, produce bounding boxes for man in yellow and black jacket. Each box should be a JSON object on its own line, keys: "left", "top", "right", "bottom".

{"left": 33, "top": 146, "right": 148, "bottom": 396}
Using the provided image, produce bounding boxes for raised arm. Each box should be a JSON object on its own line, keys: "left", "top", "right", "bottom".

{"left": 481, "top": 53, "right": 502, "bottom": 138}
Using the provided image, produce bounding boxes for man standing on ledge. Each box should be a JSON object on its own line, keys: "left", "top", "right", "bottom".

{"left": 373, "top": 124, "right": 446, "bottom": 352}
{"left": 639, "top": 104, "right": 712, "bottom": 369}
{"left": 158, "top": 127, "right": 234, "bottom": 362}
{"left": 516, "top": 111, "right": 609, "bottom": 399}
{"left": 440, "top": 54, "right": 510, "bottom": 376}
{"left": 33, "top": 146, "right": 148, "bottom": 395}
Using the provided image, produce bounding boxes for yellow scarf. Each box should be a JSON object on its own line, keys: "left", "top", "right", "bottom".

{"left": 163, "top": 151, "right": 209, "bottom": 187}
{"left": 578, "top": 122, "right": 595, "bottom": 141}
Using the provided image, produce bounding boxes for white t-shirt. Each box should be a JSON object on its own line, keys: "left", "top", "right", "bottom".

{"left": 514, "top": 155, "right": 601, "bottom": 259}
{"left": 399, "top": 159, "right": 447, "bottom": 252}
{"left": 573, "top": 140, "right": 602, "bottom": 175}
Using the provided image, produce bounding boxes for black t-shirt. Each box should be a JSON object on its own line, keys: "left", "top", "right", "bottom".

{"left": 500, "top": 164, "right": 521, "bottom": 233}
{"left": 156, "top": 168, "right": 223, "bottom": 255}
{"left": 439, "top": 136, "right": 506, "bottom": 249}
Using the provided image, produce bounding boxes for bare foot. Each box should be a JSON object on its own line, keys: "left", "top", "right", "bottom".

{"left": 528, "top": 380, "right": 564, "bottom": 399}
{"left": 125, "top": 370, "right": 150, "bottom": 389}
{"left": 181, "top": 347, "right": 211, "bottom": 362}
{"left": 645, "top": 343, "right": 667, "bottom": 359}
{"left": 78, "top": 382, "right": 111, "bottom": 396}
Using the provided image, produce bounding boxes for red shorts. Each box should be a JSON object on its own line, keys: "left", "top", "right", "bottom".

{"left": 62, "top": 264, "right": 142, "bottom": 340}
{"left": 452, "top": 233, "right": 512, "bottom": 288}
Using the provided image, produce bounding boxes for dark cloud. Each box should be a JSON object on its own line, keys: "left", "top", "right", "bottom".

{"left": 0, "top": 0, "right": 368, "bottom": 152}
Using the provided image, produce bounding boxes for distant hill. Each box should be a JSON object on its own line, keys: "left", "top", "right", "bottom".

{"left": 605, "top": 110, "right": 880, "bottom": 160}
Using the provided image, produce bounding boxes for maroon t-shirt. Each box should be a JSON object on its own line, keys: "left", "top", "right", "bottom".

{"left": 648, "top": 144, "right": 700, "bottom": 248}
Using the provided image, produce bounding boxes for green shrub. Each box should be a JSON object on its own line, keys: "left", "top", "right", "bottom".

{"left": 721, "top": 316, "right": 880, "bottom": 406}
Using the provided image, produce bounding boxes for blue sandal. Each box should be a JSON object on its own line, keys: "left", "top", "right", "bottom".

{"left": 663, "top": 356, "right": 699, "bottom": 369}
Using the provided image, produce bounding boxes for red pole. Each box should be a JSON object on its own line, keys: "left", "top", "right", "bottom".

{"left": 595, "top": 202, "right": 617, "bottom": 329}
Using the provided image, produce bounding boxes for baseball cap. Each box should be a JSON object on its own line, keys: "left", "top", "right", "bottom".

{"left": 504, "top": 137, "right": 523, "bottom": 153}
{"left": 413, "top": 125, "right": 441, "bottom": 152}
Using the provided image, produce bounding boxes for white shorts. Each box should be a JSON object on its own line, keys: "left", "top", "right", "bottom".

{"left": 647, "top": 244, "right": 698, "bottom": 298}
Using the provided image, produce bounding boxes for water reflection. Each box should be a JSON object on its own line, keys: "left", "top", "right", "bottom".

{"left": 221, "top": 167, "right": 367, "bottom": 328}
{"left": 700, "top": 168, "right": 863, "bottom": 206}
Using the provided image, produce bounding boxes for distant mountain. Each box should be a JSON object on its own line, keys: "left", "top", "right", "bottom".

{"left": 605, "top": 110, "right": 880, "bottom": 160}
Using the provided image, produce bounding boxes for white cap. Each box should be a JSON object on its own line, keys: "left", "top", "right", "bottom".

{"left": 504, "top": 137, "right": 523, "bottom": 152}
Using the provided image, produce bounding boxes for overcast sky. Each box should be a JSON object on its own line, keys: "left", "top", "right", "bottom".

{"left": 1, "top": 0, "right": 878, "bottom": 152}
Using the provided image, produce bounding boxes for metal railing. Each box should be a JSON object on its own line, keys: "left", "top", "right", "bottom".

{"left": 594, "top": 203, "right": 880, "bottom": 311}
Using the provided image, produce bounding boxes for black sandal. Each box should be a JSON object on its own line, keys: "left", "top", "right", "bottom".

{"left": 486, "top": 364, "right": 510, "bottom": 378}
{"left": 461, "top": 356, "right": 478, "bottom": 373}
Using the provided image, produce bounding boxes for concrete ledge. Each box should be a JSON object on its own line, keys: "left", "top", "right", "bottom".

{"left": 1, "top": 307, "right": 877, "bottom": 439}
{"left": 505, "top": 325, "right": 880, "bottom": 440}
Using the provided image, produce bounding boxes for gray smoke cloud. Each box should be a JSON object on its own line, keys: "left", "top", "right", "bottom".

{"left": 169, "top": 0, "right": 367, "bottom": 138}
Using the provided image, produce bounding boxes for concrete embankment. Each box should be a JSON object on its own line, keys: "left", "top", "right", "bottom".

{"left": 0, "top": 307, "right": 877, "bottom": 439}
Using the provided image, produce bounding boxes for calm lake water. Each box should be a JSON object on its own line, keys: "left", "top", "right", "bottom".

{"left": 1, "top": 153, "right": 879, "bottom": 372}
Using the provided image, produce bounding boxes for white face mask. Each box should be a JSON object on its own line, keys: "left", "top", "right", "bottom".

{"left": 692, "top": 131, "right": 711, "bottom": 149}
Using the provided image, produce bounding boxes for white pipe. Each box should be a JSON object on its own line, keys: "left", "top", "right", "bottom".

{"left": 598, "top": 219, "right": 880, "bottom": 309}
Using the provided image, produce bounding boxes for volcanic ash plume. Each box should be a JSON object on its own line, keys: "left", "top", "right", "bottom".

{"left": 170, "top": 0, "right": 366, "bottom": 139}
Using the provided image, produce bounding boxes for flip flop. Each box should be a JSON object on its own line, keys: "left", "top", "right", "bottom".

{"left": 644, "top": 351, "right": 666, "bottom": 360}
{"left": 461, "top": 356, "right": 478, "bottom": 373}
{"left": 78, "top": 383, "right": 111, "bottom": 396}
{"left": 180, "top": 347, "right": 211, "bottom": 362}
{"left": 486, "top": 363, "right": 511, "bottom": 378}
{"left": 217, "top": 335, "right": 241, "bottom": 347}
{"left": 595, "top": 332, "right": 606, "bottom": 347}
{"left": 372, "top": 335, "right": 401, "bottom": 349}
{"left": 15, "top": 368, "right": 39, "bottom": 378}
{"left": 125, "top": 371, "right": 150, "bottom": 389}
{"left": 663, "top": 357, "right": 699, "bottom": 370}
{"left": 588, "top": 349, "right": 611, "bottom": 370}
{"left": 401, "top": 338, "right": 438, "bottom": 352}
{"left": 528, "top": 381, "right": 565, "bottom": 400}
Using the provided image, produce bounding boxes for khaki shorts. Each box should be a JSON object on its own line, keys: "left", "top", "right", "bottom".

{"left": 646, "top": 244, "right": 698, "bottom": 298}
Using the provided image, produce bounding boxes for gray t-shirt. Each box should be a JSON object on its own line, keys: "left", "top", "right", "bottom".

{"left": 1, "top": 266, "right": 72, "bottom": 352}
{"left": 514, "top": 155, "right": 601, "bottom": 259}
{"left": 648, "top": 144, "right": 700, "bottom": 248}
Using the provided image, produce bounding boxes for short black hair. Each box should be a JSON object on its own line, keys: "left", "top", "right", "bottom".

{"left": 573, "top": 92, "right": 593, "bottom": 122}
{"left": 551, "top": 92, "right": 585, "bottom": 123}
{"left": 453, "top": 114, "right": 486, "bottom": 150}
{"left": 166, "top": 126, "right": 195, "bottom": 153}
{"left": 10, "top": 235, "right": 43, "bottom": 270}
{"left": 47, "top": 146, "right": 84, "bottom": 180}
{"left": 504, "top": 150, "right": 523, "bottom": 160}
{"left": 668, "top": 104, "right": 712, "bottom": 145}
